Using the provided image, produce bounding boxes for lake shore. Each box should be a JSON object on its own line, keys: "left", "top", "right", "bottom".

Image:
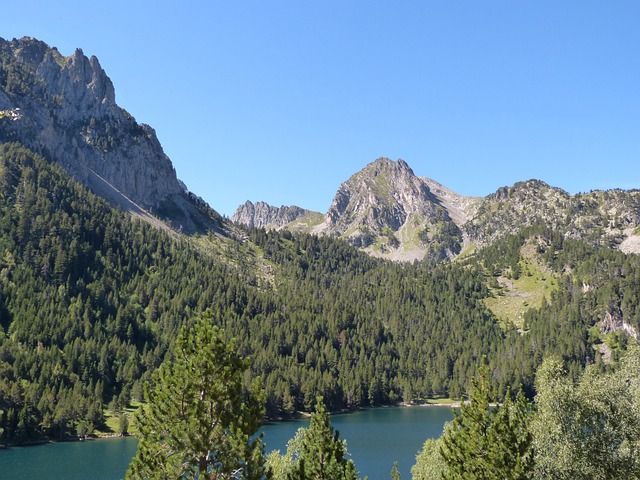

{"left": 2, "top": 401, "right": 459, "bottom": 448}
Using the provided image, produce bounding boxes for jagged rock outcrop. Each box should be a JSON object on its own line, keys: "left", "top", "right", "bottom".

{"left": 600, "top": 307, "right": 638, "bottom": 340}
{"left": 232, "top": 201, "right": 309, "bottom": 228}
{"left": 0, "top": 36, "right": 222, "bottom": 234}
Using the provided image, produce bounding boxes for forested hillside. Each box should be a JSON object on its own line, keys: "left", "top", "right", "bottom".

{"left": 0, "top": 142, "right": 495, "bottom": 442}
{"left": 1, "top": 141, "right": 639, "bottom": 445}
{"left": 483, "top": 225, "right": 640, "bottom": 394}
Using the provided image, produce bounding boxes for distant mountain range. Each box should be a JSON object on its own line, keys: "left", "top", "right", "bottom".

{"left": 234, "top": 157, "right": 640, "bottom": 260}
{"left": 2, "top": 36, "right": 639, "bottom": 260}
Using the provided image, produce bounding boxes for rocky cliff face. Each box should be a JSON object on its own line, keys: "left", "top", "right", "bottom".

{"left": 325, "top": 158, "right": 436, "bottom": 232}
{"left": 232, "top": 201, "right": 309, "bottom": 228}
{"left": 0, "top": 36, "right": 221, "bottom": 234}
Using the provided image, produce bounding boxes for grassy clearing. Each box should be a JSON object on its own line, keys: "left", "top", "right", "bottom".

{"left": 422, "top": 397, "right": 459, "bottom": 405}
{"left": 192, "top": 233, "right": 276, "bottom": 289}
{"left": 485, "top": 255, "right": 557, "bottom": 330}
{"left": 95, "top": 401, "right": 142, "bottom": 437}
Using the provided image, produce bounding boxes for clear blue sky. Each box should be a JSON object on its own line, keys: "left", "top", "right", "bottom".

{"left": 3, "top": 1, "right": 639, "bottom": 216}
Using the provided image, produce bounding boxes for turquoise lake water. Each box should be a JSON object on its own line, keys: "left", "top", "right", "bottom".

{"left": 0, "top": 406, "right": 452, "bottom": 480}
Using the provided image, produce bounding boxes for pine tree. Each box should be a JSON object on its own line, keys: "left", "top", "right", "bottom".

{"left": 117, "top": 414, "right": 129, "bottom": 437}
{"left": 440, "top": 361, "right": 493, "bottom": 480}
{"left": 440, "top": 360, "right": 533, "bottom": 480}
{"left": 126, "top": 311, "right": 266, "bottom": 480}
{"left": 486, "top": 388, "right": 533, "bottom": 479}
{"left": 390, "top": 461, "right": 400, "bottom": 480}
{"left": 288, "top": 397, "right": 362, "bottom": 480}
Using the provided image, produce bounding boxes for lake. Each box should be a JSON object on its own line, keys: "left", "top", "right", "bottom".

{"left": 0, "top": 406, "right": 452, "bottom": 479}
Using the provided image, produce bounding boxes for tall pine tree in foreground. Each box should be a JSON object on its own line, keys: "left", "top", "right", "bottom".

{"left": 288, "top": 397, "right": 363, "bottom": 480}
{"left": 439, "top": 360, "right": 533, "bottom": 480}
{"left": 126, "top": 311, "right": 266, "bottom": 480}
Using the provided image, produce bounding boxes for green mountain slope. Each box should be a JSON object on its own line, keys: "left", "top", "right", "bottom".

{"left": 0, "top": 143, "right": 501, "bottom": 443}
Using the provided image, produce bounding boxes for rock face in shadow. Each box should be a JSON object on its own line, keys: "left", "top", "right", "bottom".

{"left": 0, "top": 36, "right": 222, "bottom": 234}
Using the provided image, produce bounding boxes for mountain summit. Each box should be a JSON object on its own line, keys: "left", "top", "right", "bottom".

{"left": 0, "top": 36, "right": 221, "bottom": 233}
{"left": 318, "top": 157, "right": 462, "bottom": 260}
{"left": 234, "top": 158, "right": 467, "bottom": 262}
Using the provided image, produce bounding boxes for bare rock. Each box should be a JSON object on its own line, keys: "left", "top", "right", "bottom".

{"left": 232, "top": 201, "right": 309, "bottom": 228}
{"left": 0, "top": 36, "right": 220, "bottom": 234}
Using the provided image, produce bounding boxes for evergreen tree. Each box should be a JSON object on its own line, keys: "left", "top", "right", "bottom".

{"left": 288, "top": 397, "right": 363, "bottom": 480}
{"left": 440, "top": 360, "right": 533, "bottom": 480}
{"left": 486, "top": 388, "right": 533, "bottom": 479}
{"left": 117, "top": 414, "right": 129, "bottom": 437}
{"left": 126, "top": 311, "right": 266, "bottom": 480}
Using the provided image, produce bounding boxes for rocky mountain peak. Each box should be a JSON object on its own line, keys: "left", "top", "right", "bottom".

{"left": 317, "top": 157, "right": 461, "bottom": 260}
{"left": 234, "top": 158, "right": 468, "bottom": 261}
{"left": 0, "top": 36, "right": 220, "bottom": 234}
{"left": 232, "top": 201, "right": 309, "bottom": 228}
{"left": 233, "top": 156, "right": 640, "bottom": 261}
{"left": 325, "top": 157, "right": 438, "bottom": 231}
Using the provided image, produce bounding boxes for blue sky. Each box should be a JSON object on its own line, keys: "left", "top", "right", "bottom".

{"left": 3, "top": 1, "right": 639, "bottom": 216}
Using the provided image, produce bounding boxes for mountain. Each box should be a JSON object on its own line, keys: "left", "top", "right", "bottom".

{"left": 232, "top": 201, "right": 323, "bottom": 230}
{"left": 235, "top": 158, "right": 467, "bottom": 262}
{"left": 3, "top": 36, "right": 637, "bottom": 258}
{"left": 465, "top": 180, "right": 640, "bottom": 251}
{"left": 234, "top": 159, "right": 640, "bottom": 259}
{"left": 0, "top": 36, "right": 223, "bottom": 234}
{"left": 317, "top": 158, "right": 464, "bottom": 261}
{"left": 2, "top": 37, "right": 640, "bottom": 448}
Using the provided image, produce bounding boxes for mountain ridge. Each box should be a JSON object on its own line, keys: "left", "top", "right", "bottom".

{"left": 233, "top": 158, "right": 640, "bottom": 259}
{"left": 2, "top": 35, "right": 639, "bottom": 260}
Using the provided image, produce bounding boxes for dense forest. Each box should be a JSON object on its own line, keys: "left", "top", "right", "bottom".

{"left": 1, "top": 141, "right": 639, "bottom": 445}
